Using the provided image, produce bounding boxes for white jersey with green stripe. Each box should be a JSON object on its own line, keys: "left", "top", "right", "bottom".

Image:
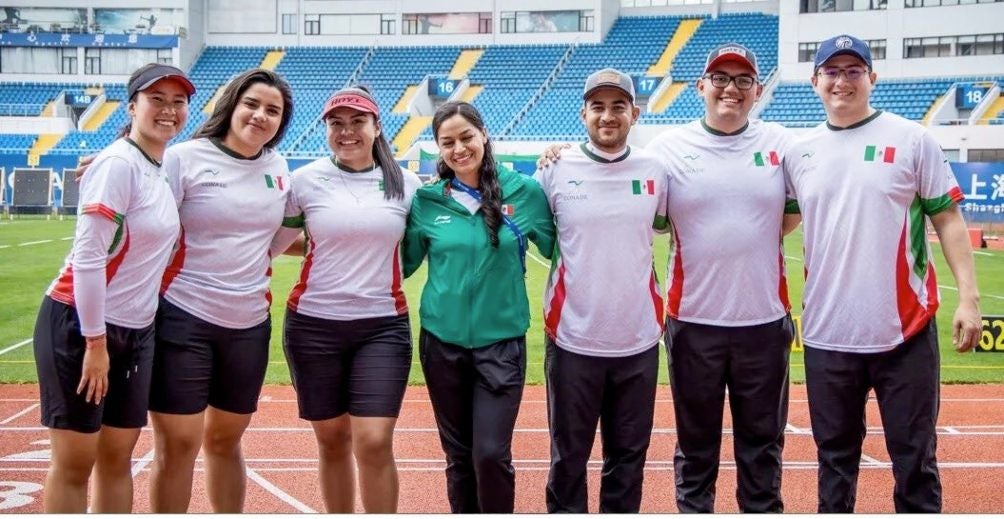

{"left": 536, "top": 143, "right": 669, "bottom": 358}
{"left": 783, "top": 110, "right": 964, "bottom": 353}
{"left": 160, "top": 138, "right": 289, "bottom": 329}
{"left": 647, "top": 119, "right": 793, "bottom": 327}
{"left": 278, "top": 158, "right": 422, "bottom": 320}
{"left": 47, "top": 138, "right": 180, "bottom": 331}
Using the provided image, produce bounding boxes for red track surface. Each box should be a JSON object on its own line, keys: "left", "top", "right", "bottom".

{"left": 1, "top": 383, "right": 1003, "bottom": 513}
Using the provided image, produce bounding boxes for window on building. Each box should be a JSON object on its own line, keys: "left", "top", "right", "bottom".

{"left": 156, "top": 48, "right": 172, "bottom": 65}
{"left": 479, "top": 12, "right": 492, "bottom": 34}
{"left": 907, "top": 0, "right": 1004, "bottom": 7}
{"left": 968, "top": 149, "right": 1004, "bottom": 162}
{"left": 905, "top": 33, "right": 1004, "bottom": 58}
{"left": 282, "top": 14, "right": 297, "bottom": 35}
{"left": 59, "top": 48, "right": 77, "bottom": 74}
{"left": 305, "top": 14, "right": 320, "bottom": 35}
{"left": 866, "top": 39, "right": 886, "bottom": 60}
{"left": 798, "top": 42, "right": 819, "bottom": 62}
{"left": 381, "top": 14, "right": 395, "bottom": 35}
{"left": 402, "top": 14, "right": 419, "bottom": 35}
{"left": 579, "top": 10, "right": 595, "bottom": 32}
{"left": 801, "top": 0, "right": 887, "bottom": 12}
{"left": 501, "top": 12, "right": 516, "bottom": 33}
{"left": 84, "top": 48, "right": 100, "bottom": 75}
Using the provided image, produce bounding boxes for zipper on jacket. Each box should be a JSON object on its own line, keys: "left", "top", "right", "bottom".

{"left": 468, "top": 215, "right": 477, "bottom": 346}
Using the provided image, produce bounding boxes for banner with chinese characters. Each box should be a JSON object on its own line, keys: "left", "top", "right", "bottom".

{"left": 0, "top": 32, "right": 177, "bottom": 48}
{"left": 952, "top": 162, "right": 1004, "bottom": 222}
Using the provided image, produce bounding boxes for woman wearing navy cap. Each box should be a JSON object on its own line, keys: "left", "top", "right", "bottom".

{"left": 33, "top": 62, "right": 194, "bottom": 513}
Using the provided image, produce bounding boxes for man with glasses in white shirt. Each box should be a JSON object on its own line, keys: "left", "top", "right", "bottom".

{"left": 784, "top": 34, "right": 982, "bottom": 513}
{"left": 647, "top": 42, "right": 796, "bottom": 513}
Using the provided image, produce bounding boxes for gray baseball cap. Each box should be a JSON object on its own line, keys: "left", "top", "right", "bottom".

{"left": 583, "top": 68, "right": 634, "bottom": 102}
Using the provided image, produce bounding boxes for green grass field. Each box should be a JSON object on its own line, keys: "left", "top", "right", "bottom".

{"left": 2, "top": 218, "right": 1003, "bottom": 384}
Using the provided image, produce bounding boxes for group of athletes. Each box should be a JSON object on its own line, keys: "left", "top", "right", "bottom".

{"left": 32, "top": 33, "right": 981, "bottom": 513}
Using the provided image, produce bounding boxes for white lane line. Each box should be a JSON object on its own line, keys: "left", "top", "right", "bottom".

{"left": 527, "top": 250, "right": 550, "bottom": 268}
{"left": 245, "top": 460, "right": 1004, "bottom": 472}
{"left": 0, "top": 403, "right": 39, "bottom": 425}
{"left": 860, "top": 454, "right": 883, "bottom": 465}
{"left": 943, "top": 427, "right": 962, "bottom": 434}
{"left": 3, "top": 423, "right": 1004, "bottom": 435}
{"left": 785, "top": 423, "right": 803, "bottom": 434}
{"left": 61, "top": 236, "right": 73, "bottom": 241}
{"left": 784, "top": 255, "right": 803, "bottom": 263}
{"left": 939, "top": 284, "right": 1004, "bottom": 301}
{"left": 131, "top": 448, "right": 155, "bottom": 477}
{"left": 246, "top": 467, "right": 317, "bottom": 513}
{"left": 0, "top": 245, "right": 9, "bottom": 249}
{"left": 0, "top": 339, "right": 31, "bottom": 356}
{"left": 8, "top": 464, "right": 1003, "bottom": 474}
{"left": 973, "top": 251, "right": 993, "bottom": 257}
{"left": 18, "top": 240, "right": 51, "bottom": 247}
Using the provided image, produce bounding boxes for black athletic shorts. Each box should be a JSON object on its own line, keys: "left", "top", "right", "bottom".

{"left": 149, "top": 298, "right": 271, "bottom": 415}
{"left": 34, "top": 297, "right": 155, "bottom": 433}
{"left": 283, "top": 309, "right": 412, "bottom": 420}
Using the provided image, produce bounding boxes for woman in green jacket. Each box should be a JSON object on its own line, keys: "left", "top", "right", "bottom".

{"left": 402, "top": 101, "right": 555, "bottom": 513}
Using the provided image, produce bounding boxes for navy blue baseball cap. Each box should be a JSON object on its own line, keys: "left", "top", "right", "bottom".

{"left": 814, "top": 34, "right": 873, "bottom": 71}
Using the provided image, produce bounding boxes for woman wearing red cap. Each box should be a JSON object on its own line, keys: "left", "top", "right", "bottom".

{"left": 146, "top": 68, "right": 294, "bottom": 513}
{"left": 270, "top": 85, "right": 421, "bottom": 512}
{"left": 32, "top": 62, "right": 194, "bottom": 512}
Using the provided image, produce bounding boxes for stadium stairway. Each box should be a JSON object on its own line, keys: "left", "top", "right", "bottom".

{"left": 449, "top": 49, "right": 485, "bottom": 80}
{"left": 203, "top": 86, "right": 226, "bottom": 115}
{"left": 922, "top": 93, "right": 945, "bottom": 125}
{"left": 460, "top": 84, "right": 483, "bottom": 103}
{"left": 650, "top": 82, "right": 687, "bottom": 114}
{"left": 82, "top": 100, "right": 119, "bottom": 131}
{"left": 28, "top": 134, "right": 62, "bottom": 159}
{"left": 646, "top": 18, "right": 702, "bottom": 77}
{"left": 979, "top": 93, "right": 1004, "bottom": 124}
{"left": 393, "top": 85, "right": 419, "bottom": 113}
{"left": 260, "top": 50, "right": 285, "bottom": 71}
{"left": 392, "top": 116, "right": 433, "bottom": 157}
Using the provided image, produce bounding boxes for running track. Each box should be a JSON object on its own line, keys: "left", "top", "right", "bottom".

{"left": 1, "top": 384, "right": 1002, "bottom": 513}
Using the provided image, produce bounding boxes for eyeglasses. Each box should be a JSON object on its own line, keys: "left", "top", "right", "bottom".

{"left": 816, "top": 67, "right": 869, "bottom": 81}
{"left": 702, "top": 72, "right": 757, "bottom": 91}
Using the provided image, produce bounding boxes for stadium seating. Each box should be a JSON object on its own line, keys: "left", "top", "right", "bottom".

{"left": 286, "top": 46, "right": 460, "bottom": 155}
{"left": 509, "top": 16, "right": 685, "bottom": 139}
{"left": 0, "top": 13, "right": 998, "bottom": 157}
{"left": 760, "top": 76, "right": 1004, "bottom": 127}
{"left": 0, "top": 134, "right": 37, "bottom": 152}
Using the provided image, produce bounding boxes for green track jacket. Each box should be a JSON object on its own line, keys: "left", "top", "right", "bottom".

{"left": 403, "top": 167, "right": 555, "bottom": 348}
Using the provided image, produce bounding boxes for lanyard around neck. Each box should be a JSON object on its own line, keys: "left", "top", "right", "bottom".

{"left": 450, "top": 178, "right": 527, "bottom": 274}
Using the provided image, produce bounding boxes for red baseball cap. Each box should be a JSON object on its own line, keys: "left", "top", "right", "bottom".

{"left": 321, "top": 87, "right": 380, "bottom": 119}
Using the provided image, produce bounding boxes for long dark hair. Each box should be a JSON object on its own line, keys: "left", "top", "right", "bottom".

{"left": 329, "top": 85, "right": 404, "bottom": 200}
{"left": 432, "top": 101, "right": 503, "bottom": 248}
{"left": 194, "top": 68, "right": 294, "bottom": 152}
